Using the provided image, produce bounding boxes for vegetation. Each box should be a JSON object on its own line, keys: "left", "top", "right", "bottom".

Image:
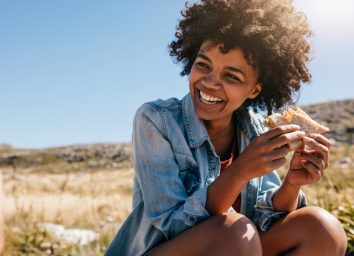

{"left": 1, "top": 99, "right": 353, "bottom": 255}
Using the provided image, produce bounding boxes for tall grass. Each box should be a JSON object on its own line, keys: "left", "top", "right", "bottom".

{"left": 2, "top": 168, "right": 133, "bottom": 255}
{"left": 1, "top": 142, "right": 353, "bottom": 255}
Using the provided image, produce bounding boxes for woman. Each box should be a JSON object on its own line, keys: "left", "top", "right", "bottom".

{"left": 106, "top": 0, "right": 347, "bottom": 255}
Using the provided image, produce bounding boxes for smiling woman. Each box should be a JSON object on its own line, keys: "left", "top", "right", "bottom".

{"left": 105, "top": 1, "right": 347, "bottom": 255}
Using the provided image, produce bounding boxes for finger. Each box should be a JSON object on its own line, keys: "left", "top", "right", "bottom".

{"left": 294, "top": 142, "right": 305, "bottom": 153}
{"left": 308, "top": 134, "right": 332, "bottom": 149}
{"left": 299, "top": 153, "right": 325, "bottom": 171}
{"left": 303, "top": 137, "right": 329, "bottom": 167}
{"left": 268, "top": 157, "right": 287, "bottom": 170}
{"left": 264, "top": 147, "right": 290, "bottom": 161}
{"left": 302, "top": 149, "right": 329, "bottom": 169}
{"left": 268, "top": 130, "right": 306, "bottom": 149}
{"left": 262, "top": 125, "right": 301, "bottom": 141}
{"left": 301, "top": 160, "right": 322, "bottom": 182}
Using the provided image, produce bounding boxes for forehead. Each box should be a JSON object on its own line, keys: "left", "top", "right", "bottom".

{"left": 198, "top": 41, "right": 255, "bottom": 69}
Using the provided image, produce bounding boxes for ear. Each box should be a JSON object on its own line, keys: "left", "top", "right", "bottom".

{"left": 248, "top": 84, "right": 262, "bottom": 99}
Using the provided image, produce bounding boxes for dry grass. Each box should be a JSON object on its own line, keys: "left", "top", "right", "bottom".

{"left": 1, "top": 142, "right": 353, "bottom": 255}
{"left": 2, "top": 168, "right": 134, "bottom": 255}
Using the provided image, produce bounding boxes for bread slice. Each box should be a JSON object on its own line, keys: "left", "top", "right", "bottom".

{"left": 266, "top": 107, "right": 330, "bottom": 151}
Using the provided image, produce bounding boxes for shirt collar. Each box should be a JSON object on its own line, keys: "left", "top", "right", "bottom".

{"left": 182, "top": 93, "right": 265, "bottom": 148}
{"left": 182, "top": 93, "right": 209, "bottom": 148}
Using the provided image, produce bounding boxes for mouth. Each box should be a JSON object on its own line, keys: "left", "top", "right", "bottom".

{"left": 199, "top": 90, "right": 224, "bottom": 105}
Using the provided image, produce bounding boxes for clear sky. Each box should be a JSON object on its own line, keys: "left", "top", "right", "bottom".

{"left": 1, "top": 0, "right": 354, "bottom": 148}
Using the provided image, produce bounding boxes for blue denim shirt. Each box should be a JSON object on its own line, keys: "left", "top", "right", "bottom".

{"left": 105, "top": 93, "right": 306, "bottom": 256}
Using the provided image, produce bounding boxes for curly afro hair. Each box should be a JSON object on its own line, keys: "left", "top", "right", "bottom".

{"left": 169, "top": 0, "right": 312, "bottom": 114}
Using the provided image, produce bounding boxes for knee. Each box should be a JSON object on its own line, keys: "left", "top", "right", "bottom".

{"left": 292, "top": 206, "right": 347, "bottom": 255}
{"left": 214, "top": 212, "right": 262, "bottom": 256}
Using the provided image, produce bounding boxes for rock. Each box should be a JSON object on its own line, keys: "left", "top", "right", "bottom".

{"left": 14, "top": 174, "right": 26, "bottom": 182}
{"left": 41, "top": 178, "right": 52, "bottom": 186}
{"left": 39, "top": 223, "right": 99, "bottom": 246}
{"left": 339, "top": 157, "right": 352, "bottom": 165}
{"left": 88, "top": 160, "right": 98, "bottom": 168}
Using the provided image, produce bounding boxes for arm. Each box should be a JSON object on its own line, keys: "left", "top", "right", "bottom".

{"left": 272, "top": 179, "right": 301, "bottom": 212}
{"left": 207, "top": 125, "right": 306, "bottom": 215}
{"left": 273, "top": 134, "right": 331, "bottom": 212}
{"left": 133, "top": 104, "right": 210, "bottom": 239}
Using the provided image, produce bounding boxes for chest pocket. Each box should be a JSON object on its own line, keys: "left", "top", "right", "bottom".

{"left": 175, "top": 152, "right": 200, "bottom": 195}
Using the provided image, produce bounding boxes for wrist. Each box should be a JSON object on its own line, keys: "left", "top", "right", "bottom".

{"left": 283, "top": 177, "right": 301, "bottom": 191}
{"left": 232, "top": 161, "right": 251, "bottom": 184}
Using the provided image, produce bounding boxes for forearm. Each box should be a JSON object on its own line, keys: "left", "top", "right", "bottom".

{"left": 272, "top": 179, "right": 301, "bottom": 212}
{"left": 206, "top": 163, "right": 249, "bottom": 215}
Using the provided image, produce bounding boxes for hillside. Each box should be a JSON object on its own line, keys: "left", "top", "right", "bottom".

{"left": 301, "top": 99, "right": 354, "bottom": 144}
{"left": 0, "top": 98, "right": 353, "bottom": 255}
{"left": 0, "top": 143, "right": 132, "bottom": 173}
{"left": 0, "top": 98, "right": 353, "bottom": 172}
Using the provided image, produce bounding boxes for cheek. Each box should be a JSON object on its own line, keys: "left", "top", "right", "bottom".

{"left": 225, "top": 89, "right": 250, "bottom": 107}
{"left": 189, "top": 68, "right": 198, "bottom": 83}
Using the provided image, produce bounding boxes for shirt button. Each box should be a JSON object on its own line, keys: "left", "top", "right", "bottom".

{"left": 189, "top": 216, "right": 197, "bottom": 223}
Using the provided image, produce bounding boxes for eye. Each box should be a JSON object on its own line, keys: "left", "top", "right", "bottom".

{"left": 195, "top": 62, "right": 210, "bottom": 70}
{"left": 224, "top": 73, "right": 241, "bottom": 83}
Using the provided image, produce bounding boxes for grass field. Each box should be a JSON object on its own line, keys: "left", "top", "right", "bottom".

{"left": 1, "top": 142, "right": 353, "bottom": 255}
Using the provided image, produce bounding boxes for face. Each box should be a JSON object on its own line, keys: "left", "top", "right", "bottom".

{"left": 189, "top": 40, "right": 262, "bottom": 125}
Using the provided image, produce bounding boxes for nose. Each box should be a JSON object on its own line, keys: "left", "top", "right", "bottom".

{"left": 202, "top": 72, "right": 222, "bottom": 89}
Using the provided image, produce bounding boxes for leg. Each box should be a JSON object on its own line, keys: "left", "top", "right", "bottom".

{"left": 260, "top": 206, "right": 347, "bottom": 256}
{"left": 148, "top": 212, "right": 262, "bottom": 256}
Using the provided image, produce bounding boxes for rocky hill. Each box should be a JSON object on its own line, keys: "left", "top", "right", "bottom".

{"left": 301, "top": 99, "right": 354, "bottom": 144}
{"left": 0, "top": 143, "right": 132, "bottom": 173}
{"left": 0, "top": 98, "right": 353, "bottom": 173}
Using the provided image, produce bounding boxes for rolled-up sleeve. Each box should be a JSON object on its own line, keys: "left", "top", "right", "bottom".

{"left": 254, "top": 171, "right": 307, "bottom": 231}
{"left": 133, "top": 104, "right": 210, "bottom": 239}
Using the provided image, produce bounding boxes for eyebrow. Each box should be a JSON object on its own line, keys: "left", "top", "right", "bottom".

{"left": 196, "top": 53, "right": 246, "bottom": 78}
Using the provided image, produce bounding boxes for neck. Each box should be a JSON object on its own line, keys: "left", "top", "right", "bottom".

{"left": 205, "top": 116, "right": 234, "bottom": 141}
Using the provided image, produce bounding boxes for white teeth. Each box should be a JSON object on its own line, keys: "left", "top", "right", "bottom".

{"left": 199, "top": 90, "right": 223, "bottom": 104}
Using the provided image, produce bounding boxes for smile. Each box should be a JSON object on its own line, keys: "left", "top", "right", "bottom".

{"left": 199, "top": 90, "right": 223, "bottom": 105}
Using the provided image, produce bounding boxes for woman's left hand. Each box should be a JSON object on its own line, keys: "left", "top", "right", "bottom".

{"left": 285, "top": 134, "right": 331, "bottom": 186}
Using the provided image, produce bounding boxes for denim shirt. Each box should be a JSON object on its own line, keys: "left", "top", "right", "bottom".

{"left": 105, "top": 94, "right": 306, "bottom": 256}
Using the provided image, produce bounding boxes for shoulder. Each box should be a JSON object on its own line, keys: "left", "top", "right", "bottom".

{"left": 136, "top": 97, "right": 182, "bottom": 116}
{"left": 134, "top": 97, "right": 184, "bottom": 134}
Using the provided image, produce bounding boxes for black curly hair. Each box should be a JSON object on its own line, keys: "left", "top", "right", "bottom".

{"left": 169, "top": 0, "right": 312, "bottom": 114}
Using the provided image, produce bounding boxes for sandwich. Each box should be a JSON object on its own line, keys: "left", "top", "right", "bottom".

{"left": 265, "top": 107, "right": 330, "bottom": 151}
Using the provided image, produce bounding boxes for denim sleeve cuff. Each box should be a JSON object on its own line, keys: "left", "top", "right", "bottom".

{"left": 255, "top": 188, "right": 307, "bottom": 231}
{"left": 184, "top": 187, "right": 210, "bottom": 226}
{"left": 168, "top": 187, "right": 210, "bottom": 237}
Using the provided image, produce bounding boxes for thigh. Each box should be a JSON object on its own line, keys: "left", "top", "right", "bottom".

{"left": 148, "top": 212, "right": 260, "bottom": 256}
{"left": 259, "top": 212, "right": 302, "bottom": 256}
{"left": 260, "top": 206, "right": 347, "bottom": 256}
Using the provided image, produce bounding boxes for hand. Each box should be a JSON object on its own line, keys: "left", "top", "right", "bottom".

{"left": 234, "top": 125, "right": 305, "bottom": 181}
{"left": 285, "top": 134, "right": 331, "bottom": 186}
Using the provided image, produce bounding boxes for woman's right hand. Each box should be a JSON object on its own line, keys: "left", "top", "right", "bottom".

{"left": 234, "top": 125, "right": 305, "bottom": 181}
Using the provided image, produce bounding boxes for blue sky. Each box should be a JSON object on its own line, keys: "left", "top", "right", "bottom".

{"left": 1, "top": 0, "right": 354, "bottom": 148}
